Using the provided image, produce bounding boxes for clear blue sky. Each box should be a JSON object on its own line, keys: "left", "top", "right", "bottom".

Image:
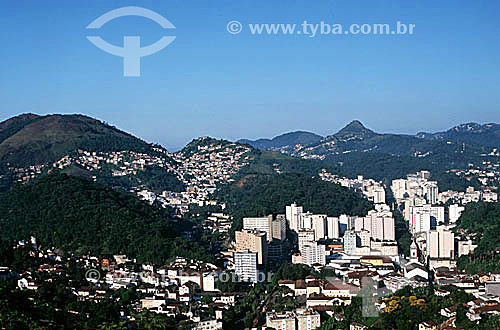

{"left": 1, "top": 0, "right": 499, "bottom": 150}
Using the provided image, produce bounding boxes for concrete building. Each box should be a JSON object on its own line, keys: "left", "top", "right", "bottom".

{"left": 327, "top": 217, "right": 340, "bottom": 239}
{"left": 235, "top": 229, "right": 267, "bottom": 265}
{"left": 272, "top": 215, "right": 287, "bottom": 241}
{"left": 266, "top": 309, "right": 321, "bottom": 330}
{"left": 344, "top": 230, "right": 357, "bottom": 255}
{"left": 424, "top": 182, "right": 439, "bottom": 205}
{"left": 243, "top": 216, "right": 272, "bottom": 241}
{"left": 311, "top": 214, "right": 327, "bottom": 241}
{"left": 298, "top": 230, "right": 315, "bottom": 253}
{"left": 358, "top": 229, "right": 371, "bottom": 248}
{"left": 449, "top": 204, "right": 465, "bottom": 223}
{"left": 296, "top": 308, "right": 321, "bottom": 330}
{"left": 427, "top": 227, "right": 454, "bottom": 260}
{"left": 234, "top": 250, "right": 258, "bottom": 283}
{"left": 302, "top": 242, "right": 326, "bottom": 266}
{"left": 286, "top": 203, "right": 303, "bottom": 232}
{"left": 373, "top": 187, "right": 386, "bottom": 204}
{"left": 409, "top": 205, "right": 444, "bottom": 233}
{"left": 266, "top": 311, "right": 296, "bottom": 330}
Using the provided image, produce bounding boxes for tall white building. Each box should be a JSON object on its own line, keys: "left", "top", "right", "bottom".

{"left": 409, "top": 205, "right": 444, "bottom": 233}
{"left": 373, "top": 187, "right": 386, "bottom": 204}
{"left": 366, "top": 204, "right": 395, "bottom": 241}
{"left": 302, "top": 242, "right": 326, "bottom": 266}
{"left": 286, "top": 203, "right": 303, "bottom": 232}
{"left": 234, "top": 250, "right": 258, "bottom": 283}
{"left": 449, "top": 204, "right": 465, "bottom": 223}
{"left": 427, "top": 227, "right": 454, "bottom": 260}
{"left": 311, "top": 214, "right": 327, "bottom": 241}
{"left": 412, "top": 210, "right": 431, "bottom": 234}
{"left": 243, "top": 216, "right": 272, "bottom": 241}
{"left": 343, "top": 230, "right": 357, "bottom": 255}
{"left": 327, "top": 217, "right": 340, "bottom": 239}
{"left": 298, "top": 230, "right": 315, "bottom": 253}
{"left": 424, "top": 182, "right": 439, "bottom": 205}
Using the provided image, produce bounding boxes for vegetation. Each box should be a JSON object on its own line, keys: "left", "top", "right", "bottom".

{"left": 394, "top": 210, "right": 412, "bottom": 257}
{"left": 327, "top": 151, "right": 481, "bottom": 191}
{"left": 0, "top": 114, "right": 160, "bottom": 169}
{"left": 0, "top": 173, "right": 212, "bottom": 264}
{"left": 96, "top": 165, "right": 185, "bottom": 194}
{"left": 0, "top": 275, "right": 187, "bottom": 330}
{"left": 455, "top": 202, "right": 500, "bottom": 273}
{"left": 215, "top": 172, "right": 373, "bottom": 234}
{"left": 242, "top": 149, "right": 327, "bottom": 176}
{"left": 238, "top": 131, "right": 323, "bottom": 150}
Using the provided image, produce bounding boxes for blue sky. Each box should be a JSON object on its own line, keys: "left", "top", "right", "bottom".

{"left": 1, "top": 0, "right": 499, "bottom": 150}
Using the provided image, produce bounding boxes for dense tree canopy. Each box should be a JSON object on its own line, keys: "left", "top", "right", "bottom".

{"left": 455, "top": 202, "right": 500, "bottom": 273}
{"left": 215, "top": 172, "right": 373, "bottom": 233}
{"left": 0, "top": 173, "right": 211, "bottom": 264}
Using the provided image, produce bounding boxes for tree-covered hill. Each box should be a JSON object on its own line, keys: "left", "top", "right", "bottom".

{"left": 238, "top": 131, "right": 323, "bottom": 150}
{"left": 0, "top": 173, "right": 210, "bottom": 263}
{"left": 455, "top": 202, "right": 500, "bottom": 273}
{"left": 215, "top": 172, "right": 373, "bottom": 232}
{"left": 325, "top": 152, "right": 481, "bottom": 191}
{"left": 417, "top": 122, "right": 500, "bottom": 148}
{"left": 0, "top": 114, "right": 160, "bottom": 168}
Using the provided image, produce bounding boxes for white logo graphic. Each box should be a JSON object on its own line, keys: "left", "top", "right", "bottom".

{"left": 86, "top": 7, "right": 176, "bottom": 77}
{"left": 227, "top": 21, "right": 243, "bottom": 34}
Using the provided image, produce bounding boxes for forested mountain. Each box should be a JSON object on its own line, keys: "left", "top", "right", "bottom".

{"left": 455, "top": 202, "right": 500, "bottom": 273}
{"left": 417, "top": 122, "right": 500, "bottom": 148}
{"left": 235, "top": 120, "right": 496, "bottom": 189}
{"left": 238, "top": 131, "right": 323, "bottom": 150}
{"left": 0, "top": 173, "right": 211, "bottom": 263}
{"left": 0, "top": 114, "right": 162, "bottom": 168}
{"left": 215, "top": 172, "right": 373, "bottom": 233}
{"left": 241, "top": 120, "right": 499, "bottom": 157}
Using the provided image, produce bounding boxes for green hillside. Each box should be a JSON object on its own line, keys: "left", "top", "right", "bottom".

{"left": 455, "top": 202, "right": 500, "bottom": 273}
{"left": 216, "top": 172, "right": 373, "bottom": 233}
{"left": 0, "top": 114, "right": 157, "bottom": 168}
{"left": 0, "top": 173, "right": 211, "bottom": 263}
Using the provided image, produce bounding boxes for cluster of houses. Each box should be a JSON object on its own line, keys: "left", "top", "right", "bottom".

{"left": 8, "top": 139, "right": 253, "bottom": 215}
{"left": 319, "top": 170, "right": 386, "bottom": 204}
{"left": 8, "top": 239, "right": 238, "bottom": 330}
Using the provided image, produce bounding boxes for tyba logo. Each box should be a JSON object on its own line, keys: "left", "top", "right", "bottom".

{"left": 86, "top": 7, "right": 176, "bottom": 76}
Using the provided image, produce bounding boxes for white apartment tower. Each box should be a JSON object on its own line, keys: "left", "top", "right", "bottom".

{"left": 234, "top": 250, "right": 258, "bottom": 283}
{"left": 327, "top": 217, "right": 340, "bottom": 239}
{"left": 302, "top": 242, "right": 326, "bottom": 266}
{"left": 286, "top": 203, "right": 304, "bottom": 232}
{"left": 343, "top": 230, "right": 357, "bottom": 255}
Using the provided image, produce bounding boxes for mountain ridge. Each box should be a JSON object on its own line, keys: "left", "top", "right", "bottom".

{"left": 237, "top": 131, "right": 323, "bottom": 150}
{"left": 0, "top": 113, "right": 162, "bottom": 168}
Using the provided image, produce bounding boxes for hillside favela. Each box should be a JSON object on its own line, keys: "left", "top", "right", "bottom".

{"left": 1, "top": 1, "right": 500, "bottom": 330}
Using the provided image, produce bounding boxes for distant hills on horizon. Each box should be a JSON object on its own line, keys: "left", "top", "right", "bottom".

{"left": 238, "top": 119, "right": 500, "bottom": 152}
{"left": 1, "top": 113, "right": 499, "bottom": 185}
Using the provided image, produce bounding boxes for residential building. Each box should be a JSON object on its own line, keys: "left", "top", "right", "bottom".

{"left": 234, "top": 250, "right": 258, "bottom": 283}
{"left": 235, "top": 229, "right": 267, "bottom": 265}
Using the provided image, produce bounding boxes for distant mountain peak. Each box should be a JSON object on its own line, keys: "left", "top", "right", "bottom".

{"left": 334, "top": 120, "right": 376, "bottom": 140}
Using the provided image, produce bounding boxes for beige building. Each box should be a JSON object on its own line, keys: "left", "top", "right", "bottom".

{"left": 427, "top": 226, "right": 454, "bottom": 259}
{"left": 243, "top": 214, "right": 286, "bottom": 242}
{"left": 296, "top": 308, "right": 321, "bottom": 330}
{"left": 235, "top": 229, "right": 267, "bottom": 265}
{"left": 266, "top": 311, "right": 296, "bottom": 330}
{"left": 266, "top": 308, "right": 321, "bottom": 330}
